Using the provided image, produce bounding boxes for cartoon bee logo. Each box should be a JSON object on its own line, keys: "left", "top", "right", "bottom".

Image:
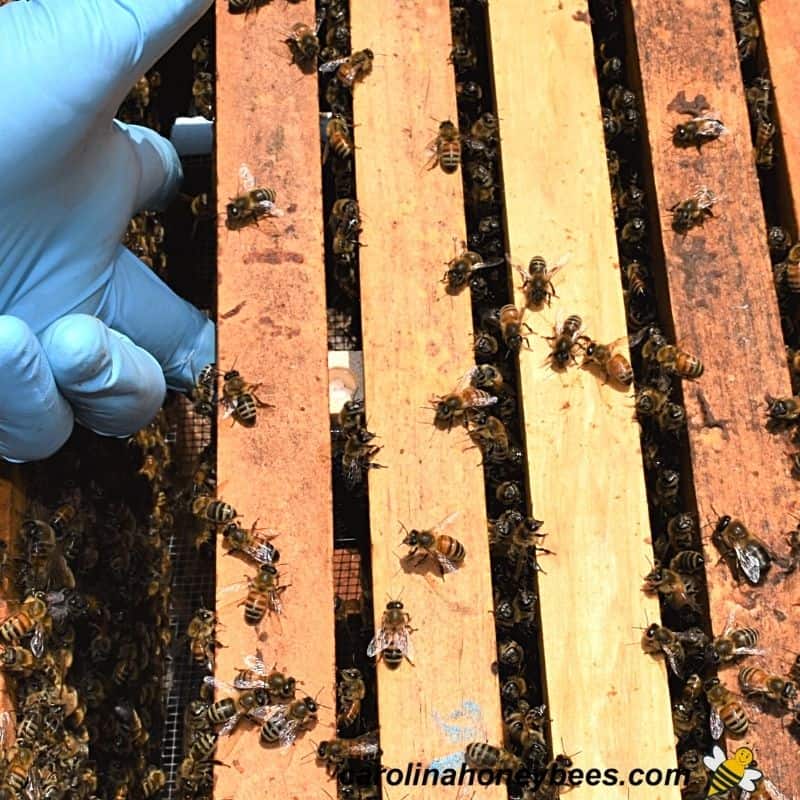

{"left": 703, "top": 746, "right": 762, "bottom": 798}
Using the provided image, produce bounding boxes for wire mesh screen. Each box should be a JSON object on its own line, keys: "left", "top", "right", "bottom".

{"left": 334, "top": 548, "right": 362, "bottom": 601}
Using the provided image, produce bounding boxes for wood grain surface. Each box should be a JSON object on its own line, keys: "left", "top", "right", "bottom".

{"left": 215, "top": 4, "right": 336, "bottom": 799}
{"left": 487, "top": 2, "right": 681, "bottom": 798}
{"left": 350, "top": 1, "right": 505, "bottom": 797}
{"left": 628, "top": 0, "right": 800, "bottom": 793}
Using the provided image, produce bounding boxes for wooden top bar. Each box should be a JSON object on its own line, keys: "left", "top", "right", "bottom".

{"left": 215, "top": 4, "right": 336, "bottom": 799}
{"left": 350, "top": 1, "right": 505, "bottom": 797}
{"left": 629, "top": 0, "right": 800, "bottom": 793}
{"left": 488, "top": 2, "right": 680, "bottom": 797}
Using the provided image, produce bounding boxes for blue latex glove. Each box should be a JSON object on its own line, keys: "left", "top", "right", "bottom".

{"left": 0, "top": 0, "right": 216, "bottom": 463}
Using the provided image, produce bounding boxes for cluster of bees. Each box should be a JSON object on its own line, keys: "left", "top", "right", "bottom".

{"left": 190, "top": 37, "right": 213, "bottom": 121}
{"left": 0, "top": 416, "right": 175, "bottom": 800}
{"left": 122, "top": 212, "right": 168, "bottom": 279}
{"left": 118, "top": 70, "right": 162, "bottom": 132}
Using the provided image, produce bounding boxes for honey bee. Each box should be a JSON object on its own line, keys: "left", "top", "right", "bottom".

{"left": 433, "top": 368, "right": 498, "bottom": 431}
{"left": 678, "top": 750, "right": 709, "bottom": 797}
{"left": 498, "top": 305, "right": 531, "bottom": 353}
{"left": 546, "top": 313, "right": 584, "bottom": 369}
{"left": 456, "top": 81, "right": 483, "bottom": 114}
{"left": 337, "top": 667, "right": 366, "bottom": 730}
{"left": 316, "top": 730, "right": 381, "bottom": 776}
{"left": 221, "top": 368, "right": 273, "bottom": 427}
{"left": 654, "top": 468, "right": 680, "bottom": 510}
{"left": 532, "top": 754, "right": 577, "bottom": 800}
{"left": 191, "top": 495, "right": 238, "bottom": 526}
{"left": 470, "top": 364, "right": 505, "bottom": 392}
{"left": 668, "top": 550, "right": 704, "bottom": 573}
{"left": 203, "top": 674, "right": 272, "bottom": 735}
{"left": 579, "top": 335, "right": 633, "bottom": 386}
{"left": 0, "top": 643, "right": 38, "bottom": 674}
{"left": 252, "top": 696, "right": 319, "bottom": 747}
{"left": 0, "top": 594, "right": 50, "bottom": 658}
{"left": 324, "top": 114, "right": 353, "bottom": 162}
{"left": 470, "top": 112, "right": 499, "bottom": 147}
{"left": 1, "top": 747, "right": 35, "bottom": 797}
{"left": 464, "top": 742, "right": 523, "bottom": 775}
{"left": 341, "top": 428, "right": 385, "bottom": 490}
{"left": 768, "top": 226, "right": 791, "bottom": 262}
{"left": 469, "top": 416, "right": 512, "bottom": 463}
{"left": 712, "top": 515, "right": 774, "bottom": 585}
{"left": 641, "top": 622, "right": 685, "bottom": 677}
{"left": 187, "top": 608, "right": 218, "bottom": 672}
{"left": 226, "top": 165, "right": 283, "bottom": 230}
{"left": 140, "top": 768, "right": 166, "bottom": 799}
{"left": 368, "top": 600, "right": 415, "bottom": 667}
{"left": 765, "top": 394, "right": 800, "bottom": 423}
{"left": 400, "top": 512, "right": 465, "bottom": 575}
{"left": 504, "top": 703, "right": 546, "bottom": 760}
{"left": 705, "top": 677, "right": 749, "bottom": 739}
{"left": 243, "top": 564, "right": 287, "bottom": 623}
{"left": 670, "top": 187, "right": 717, "bottom": 234}
{"left": 655, "top": 344, "right": 704, "bottom": 379}
{"left": 191, "top": 362, "right": 217, "bottom": 418}
{"left": 498, "top": 638, "right": 525, "bottom": 672}
{"left": 711, "top": 614, "right": 761, "bottom": 664}
{"left": 426, "top": 120, "right": 462, "bottom": 174}
{"left": 441, "top": 247, "right": 503, "bottom": 293}
{"left": 221, "top": 521, "right": 280, "bottom": 565}
{"left": 634, "top": 387, "right": 668, "bottom": 418}
{"left": 192, "top": 37, "right": 210, "bottom": 70}
{"left": 745, "top": 75, "right": 772, "bottom": 121}
{"left": 643, "top": 566, "right": 700, "bottom": 615}
{"left": 667, "top": 513, "right": 697, "bottom": 551}
{"left": 191, "top": 71, "right": 213, "bottom": 119}
{"left": 620, "top": 215, "right": 647, "bottom": 246}
{"left": 319, "top": 49, "right": 374, "bottom": 90}
{"left": 285, "top": 21, "right": 321, "bottom": 68}
{"left": 657, "top": 402, "right": 687, "bottom": 433}
{"left": 228, "top": 0, "right": 268, "bottom": 14}
{"left": 233, "top": 651, "right": 298, "bottom": 705}
{"left": 474, "top": 329, "right": 499, "bottom": 359}
{"left": 516, "top": 255, "right": 566, "bottom": 309}
{"left": 672, "top": 114, "right": 726, "bottom": 150}
{"left": 738, "top": 666, "right": 798, "bottom": 706}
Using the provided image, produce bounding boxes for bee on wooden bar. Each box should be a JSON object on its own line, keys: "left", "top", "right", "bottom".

{"left": 654, "top": 344, "right": 704, "bottom": 380}
{"left": 243, "top": 564, "right": 288, "bottom": 623}
{"left": 400, "top": 512, "right": 465, "bottom": 576}
{"left": 337, "top": 667, "right": 366, "bottom": 730}
{"left": 316, "top": 731, "right": 381, "bottom": 776}
{"left": 235, "top": 651, "right": 297, "bottom": 703}
{"left": 323, "top": 114, "right": 353, "bottom": 163}
{"left": 226, "top": 165, "right": 283, "bottom": 230}
{"left": 221, "top": 368, "right": 273, "bottom": 427}
{"left": 432, "top": 367, "right": 498, "bottom": 430}
{"left": 368, "top": 599, "right": 415, "bottom": 668}
{"left": 319, "top": 49, "right": 374, "bottom": 90}
{"left": 464, "top": 742, "right": 523, "bottom": 775}
{"left": 579, "top": 335, "right": 633, "bottom": 386}
{"left": 738, "top": 666, "right": 798, "bottom": 707}
{"left": 285, "top": 20, "right": 321, "bottom": 69}
{"left": 765, "top": 393, "right": 800, "bottom": 424}
{"left": 672, "top": 113, "right": 726, "bottom": 151}
{"left": 470, "top": 363, "right": 505, "bottom": 392}
{"left": 712, "top": 515, "right": 773, "bottom": 585}
{"left": 705, "top": 677, "right": 749, "bottom": 739}
{"left": 641, "top": 623, "right": 685, "bottom": 677}
{"left": 425, "top": 120, "right": 461, "bottom": 174}
{"left": 441, "top": 247, "right": 503, "bottom": 294}
{"left": 221, "top": 521, "right": 280, "bottom": 566}
{"left": 546, "top": 313, "right": 583, "bottom": 369}
{"left": 253, "top": 696, "right": 319, "bottom": 747}
{"left": 187, "top": 607, "right": 218, "bottom": 672}
{"left": 516, "top": 255, "right": 566, "bottom": 309}
{"left": 670, "top": 187, "right": 717, "bottom": 234}
{"left": 228, "top": 0, "right": 268, "bottom": 15}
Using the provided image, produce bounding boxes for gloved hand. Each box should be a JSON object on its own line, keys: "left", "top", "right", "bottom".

{"left": 0, "top": 0, "right": 216, "bottom": 463}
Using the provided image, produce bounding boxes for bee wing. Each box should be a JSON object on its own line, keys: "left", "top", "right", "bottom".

{"left": 709, "top": 707, "right": 724, "bottom": 740}
{"left": 268, "top": 592, "right": 284, "bottom": 616}
{"left": 203, "top": 676, "right": 238, "bottom": 694}
{"left": 390, "top": 627, "right": 414, "bottom": 664}
{"left": 30, "top": 624, "right": 45, "bottom": 659}
{"left": 278, "top": 716, "right": 301, "bottom": 749}
{"left": 367, "top": 627, "right": 389, "bottom": 658}
{"left": 435, "top": 552, "right": 460, "bottom": 574}
{"left": 453, "top": 367, "right": 482, "bottom": 393}
{"left": 552, "top": 252, "right": 572, "bottom": 271}
{"left": 429, "top": 511, "right": 462, "bottom": 536}
{"left": 734, "top": 647, "right": 765, "bottom": 658}
{"left": 238, "top": 164, "right": 256, "bottom": 192}
{"left": 627, "top": 326, "right": 651, "bottom": 348}
{"left": 248, "top": 703, "right": 284, "bottom": 723}
{"left": 256, "top": 199, "right": 285, "bottom": 218}
{"left": 216, "top": 581, "right": 248, "bottom": 600}
{"left": 350, "top": 730, "right": 381, "bottom": 758}
{"left": 0, "top": 711, "right": 13, "bottom": 749}
{"left": 466, "top": 391, "right": 499, "bottom": 410}
{"left": 319, "top": 56, "right": 348, "bottom": 73}
{"left": 246, "top": 543, "right": 278, "bottom": 565}
{"left": 663, "top": 646, "right": 684, "bottom": 678}
{"left": 702, "top": 745, "right": 725, "bottom": 771}
{"left": 218, "top": 712, "right": 243, "bottom": 737}
{"left": 473, "top": 257, "right": 505, "bottom": 271}
{"left": 737, "top": 547, "right": 763, "bottom": 584}
{"left": 243, "top": 651, "right": 267, "bottom": 675}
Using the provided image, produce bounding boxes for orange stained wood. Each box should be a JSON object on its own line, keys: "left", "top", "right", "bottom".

{"left": 759, "top": 0, "right": 800, "bottom": 228}
{"left": 215, "top": 4, "right": 335, "bottom": 800}
{"left": 629, "top": 0, "right": 800, "bottom": 793}
{"left": 487, "top": 2, "right": 680, "bottom": 798}
{"left": 350, "top": 1, "right": 504, "bottom": 796}
{"left": 0, "top": 465, "right": 24, "bottom": 725}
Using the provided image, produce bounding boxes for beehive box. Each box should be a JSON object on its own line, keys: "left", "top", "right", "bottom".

{"left": 3, "top": 1, "right": 800, "bottom": 800}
